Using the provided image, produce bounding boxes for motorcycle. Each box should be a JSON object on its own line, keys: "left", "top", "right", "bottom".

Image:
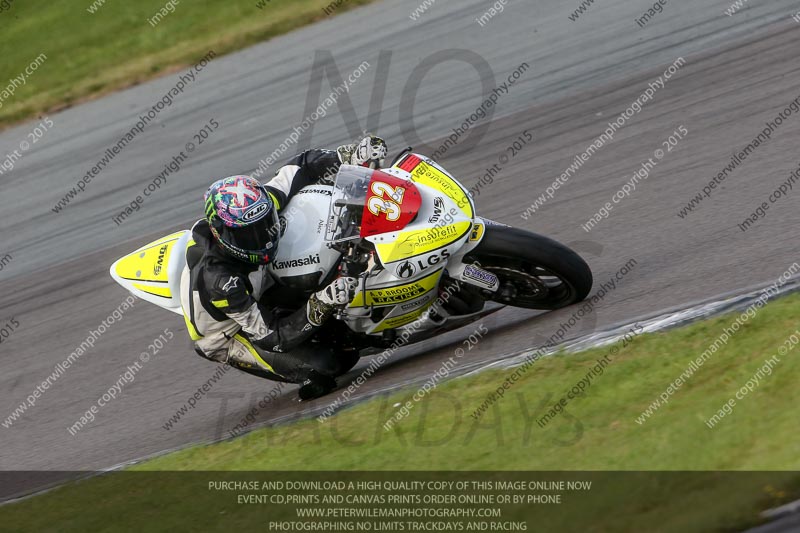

{"left": 110, "top": 150, "right": 593, "bottom": 365}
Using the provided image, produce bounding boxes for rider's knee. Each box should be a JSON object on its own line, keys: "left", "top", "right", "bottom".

{"left": 194, "top": 346, "right": 227, "bottom": 363}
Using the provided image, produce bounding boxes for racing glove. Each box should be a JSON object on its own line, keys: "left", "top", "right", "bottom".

{"left": 337, "top": 135, "right": 388, "bottom": 168}
{"left": 307, "top": 277, "right": 359, "bottom": 326}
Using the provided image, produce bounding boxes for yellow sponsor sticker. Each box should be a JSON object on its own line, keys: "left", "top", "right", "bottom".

{"left": 115, "top": 236, "right": 178, "bottom": 283}
{"left": 371, "top": 295, "right": 436, "bottom": 332}
{"left": 350, "top": 268, "right": 443, "bottom": 308}
{"left": 409, "top": 161, "right": 474, "bottom": 218}
{"left": 469, "top": 223, "right": 485, "bottom": 242}
{"left": 374, "top": 221, "right": 472, "bottom": 263}
{"left": 372, "top": 309, "right": 426, "bottom": 332}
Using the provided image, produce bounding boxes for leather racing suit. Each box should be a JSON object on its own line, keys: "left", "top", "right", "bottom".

{"left": 179, "top": 149, "right": 352, "bottom": 383}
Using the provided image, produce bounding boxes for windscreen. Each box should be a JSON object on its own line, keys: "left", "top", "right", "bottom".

{"left": 325, "top": 165, "right": 422, "bottom": 243}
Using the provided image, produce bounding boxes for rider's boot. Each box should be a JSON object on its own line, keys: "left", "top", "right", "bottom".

{"left": 298, "top": 371, "right": 337, "bottom": 401}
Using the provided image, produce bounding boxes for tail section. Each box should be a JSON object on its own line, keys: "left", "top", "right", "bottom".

{"left": 109, "top": 231, "right": 191, "bottom": 314}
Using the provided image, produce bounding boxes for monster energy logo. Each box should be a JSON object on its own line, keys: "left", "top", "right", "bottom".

{"left": 204, "top": 196, "right": 216, "bottom": 217}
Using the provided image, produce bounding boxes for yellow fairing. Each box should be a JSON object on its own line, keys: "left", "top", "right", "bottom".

{"left": 349, "top": 268, "right": 444, "bottom": 308}
{"left": 470, "top": 223, "right": 485, "bottom": 242}
{"left": 408, "top": 160, "right": 474, "bottom": 218}
{"left": 371, "top": 301, "right": 434, "bottom": 332}
{"left": 133, "top": 283, "right": 172, "bottom": 299}
{"left": 113, "top": 231, "right": 184, "bottom": 284}
{"left": 374, "top": 221, "right": 472, "bottom": 262}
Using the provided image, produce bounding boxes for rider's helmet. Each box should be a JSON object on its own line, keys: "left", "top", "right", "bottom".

{"left": 204, "top": 175, "right": 280, "bottom": 264}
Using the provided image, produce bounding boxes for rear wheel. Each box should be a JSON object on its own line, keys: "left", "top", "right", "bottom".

{"left": 464, "top": 225, "right": 592, "bottom": 310}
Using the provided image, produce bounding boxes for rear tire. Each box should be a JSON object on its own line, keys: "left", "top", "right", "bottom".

{"left": 464, "top": 225, "right": 592, "bottom": 310}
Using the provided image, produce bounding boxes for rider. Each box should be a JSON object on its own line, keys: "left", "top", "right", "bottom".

{"left": 180, "top": 135, "right": 388, "bottom": 398}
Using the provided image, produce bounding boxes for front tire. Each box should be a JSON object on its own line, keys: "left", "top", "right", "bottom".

{"left": 464, "top": 225, "right": 592, "bottom": 310}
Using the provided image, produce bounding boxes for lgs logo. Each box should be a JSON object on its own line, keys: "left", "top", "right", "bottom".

{"left": 396, "top": 249, "right": 450, "bottom": 278}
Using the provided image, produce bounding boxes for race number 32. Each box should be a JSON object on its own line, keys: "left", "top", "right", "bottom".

{"left": 367, "top": 181, "right": 406, "bottom": 221}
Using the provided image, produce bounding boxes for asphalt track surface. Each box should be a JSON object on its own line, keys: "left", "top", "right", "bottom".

{"left": 1, "top": 0, "right": 799, "bottom": 483}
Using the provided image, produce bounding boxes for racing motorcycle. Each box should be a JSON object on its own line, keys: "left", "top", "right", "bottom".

{"left": 110, "top": 150, "right": 593, "bottom": 362}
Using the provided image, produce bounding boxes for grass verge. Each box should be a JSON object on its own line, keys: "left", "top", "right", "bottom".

{"left": 0, "top": 0, "right": 376, "bottom": 128}
{"left": 139, "top": 293, "right": 800, "bottom": 472}
{"left": 3, "top": 293, "right": 800, "bottom": 531}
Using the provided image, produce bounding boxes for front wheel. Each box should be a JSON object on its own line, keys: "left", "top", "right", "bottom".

{"left": 464, "top": 225, "right": 593, "bottom": 310}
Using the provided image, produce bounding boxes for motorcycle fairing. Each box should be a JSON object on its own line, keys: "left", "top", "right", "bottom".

{"left": 348, "top": 266, "right": 444, "bottom": 308}
{"left": 369, "top": 291, "right": 438, "bottom": 332}
{"left": 347, "top": 267, "right": 444, "bottom": 334}
{"left": 394, "top": 154, "right": 474, "bottom": 219}
{"left": 268, "top": 186, "right": 340, "bottom": 284}
{"left": 360, "top": 170, "right": 422, "bottom": 237}
{"left": 370, "top": 221, "right": 473, "bottom": 263}
{"left": 109, "top": 230, "right": 191, "bottom": 314}
{"left": 469, "top": 222, "right": 485, "bottom": 242}
{"left": 353, "top": 152, "right": 475, "bottom": 267}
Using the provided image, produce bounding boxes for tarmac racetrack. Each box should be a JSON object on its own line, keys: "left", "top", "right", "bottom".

{"left": 1, "top": 0, "right": 799, "bottom": 487}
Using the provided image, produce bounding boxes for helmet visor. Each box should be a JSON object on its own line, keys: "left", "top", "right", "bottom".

{"left": 220, "top": 209, "right": 280, "bottom": 253}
